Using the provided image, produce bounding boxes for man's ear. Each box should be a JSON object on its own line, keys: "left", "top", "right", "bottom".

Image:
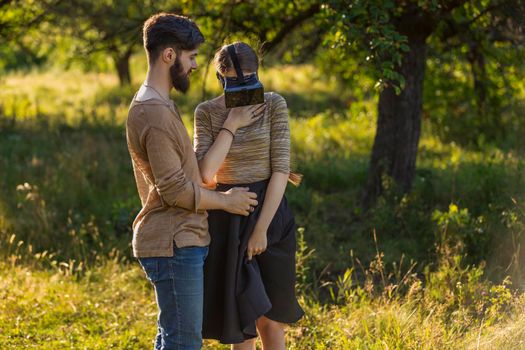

{"left": 162, "top": 47, "right": 177, "bottom": 64}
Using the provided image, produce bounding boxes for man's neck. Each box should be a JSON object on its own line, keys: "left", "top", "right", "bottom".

{"left": 144, "top": 68, "right": 172, "bottom": 101}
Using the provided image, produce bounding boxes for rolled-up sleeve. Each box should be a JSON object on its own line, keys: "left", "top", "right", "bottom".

{"left": 194, "top": 105, "right": 213, "bottom": 161}
{"left": 144, "top": 126, "right": 201, "bottom": 212}
{"left": 270, "top": 94, "right": 291, "bottom": 174}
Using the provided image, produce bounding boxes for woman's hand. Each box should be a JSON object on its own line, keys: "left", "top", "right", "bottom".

{"left": 223, "top": 102, "right": 266, "bottom": 132}
{"left": 246, "top": 229, "right": 267, "bottom": 260}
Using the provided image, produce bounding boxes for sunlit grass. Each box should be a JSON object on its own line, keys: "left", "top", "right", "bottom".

{"left": 0, "top": 68, "right": 120, "bottom": 125}
{"left": 0, "top": 260, "right": 154, "bottom": 349}
{"left": 0, "top": 245, "right": 523, "bottom": 349}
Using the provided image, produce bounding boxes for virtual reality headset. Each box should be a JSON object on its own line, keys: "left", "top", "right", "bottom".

{"left": 217, "top": 45, "right": 264, "bottom": 108}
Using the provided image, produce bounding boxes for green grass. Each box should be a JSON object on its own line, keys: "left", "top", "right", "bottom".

{"left": 1, "top": 62, "right": 525, "bottom": 348}
{"left": 0, "top": 261, "right": 153, "bottom": 349}
{"left": 1, "top": 250, "right": 523, "bottom": 349}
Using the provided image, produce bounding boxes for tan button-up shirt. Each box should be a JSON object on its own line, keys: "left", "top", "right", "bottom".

{"left": 126, "top": 96, "right": 209, "bottom": 257}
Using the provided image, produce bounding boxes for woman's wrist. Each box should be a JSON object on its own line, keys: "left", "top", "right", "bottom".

{"left": 222, "top": 118, "right": 238, "bottom": 133}
{"left": 252, "top": 225, "right": 268, "bottom": 236}
{"left": 219, "top": 127, "right": 235, "bottom": 139}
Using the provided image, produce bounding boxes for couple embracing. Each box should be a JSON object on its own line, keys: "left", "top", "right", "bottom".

{"left": 126, "top": 13, "right": 304, "bottom": 350}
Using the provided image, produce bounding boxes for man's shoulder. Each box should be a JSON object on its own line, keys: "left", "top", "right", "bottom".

{"left": 126, "top": 103, "right": 145, "bottom": 131}
{"left": 128, "top": 102, "right": 176, "bottom": 130}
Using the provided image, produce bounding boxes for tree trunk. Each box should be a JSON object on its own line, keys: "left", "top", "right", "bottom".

{"left": 113, "top": 49, "right": 132, "bottom": 86}
{"left": 362, "top": 36, "right": 428, "bottom": 207}
{"left": 467, "top": 42, "right": 487, "bottom": 116}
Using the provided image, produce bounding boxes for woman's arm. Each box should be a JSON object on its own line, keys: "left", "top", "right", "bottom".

{"left": 196, "top": 103, "right": 266, "bottom": 185}
{"left": 246, "top": 172, "right": 288, "bottom": 260}
{"left": 247, "top": 93, "right": 292, "bottom": 260}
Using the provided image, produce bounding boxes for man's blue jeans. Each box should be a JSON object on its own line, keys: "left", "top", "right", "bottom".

{"left": 138, "top": 246, "right": 209, "bottom": 350}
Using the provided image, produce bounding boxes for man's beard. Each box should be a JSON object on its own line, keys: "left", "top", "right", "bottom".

{"left": 170, "top": 58, "right": 190, "bottom": 94}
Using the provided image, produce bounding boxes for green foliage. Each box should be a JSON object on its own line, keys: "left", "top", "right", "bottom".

{"left": 432, "top": 204, "right": 488, "bottom": 262}
{"left": 323, "top": 0, "right": 525, "bottom": 151}
{"left": 424, "top": 36, "right": 525, "bottom": 148}
{"left": 324, "top": 0, "right": 411, "bottom": 93}
{"left": 1, "top": 0, "right": 325, "bottom": 85}
{"left": 0, "top": 0, "right": 57, "bottom": 72}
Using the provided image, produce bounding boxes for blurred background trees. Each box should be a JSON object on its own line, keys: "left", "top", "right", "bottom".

{"left": 5, "top": 0, "right": 521, "bottom": 204}
{"left": 7, "top": 0, "right": 520, "bottom": 206}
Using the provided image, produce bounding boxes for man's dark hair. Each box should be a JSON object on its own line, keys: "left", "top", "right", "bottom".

{"left": 143, "top": 13, "right": 205, "bottom": 63}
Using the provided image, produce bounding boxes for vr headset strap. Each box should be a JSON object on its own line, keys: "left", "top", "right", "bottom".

{"left": 227, "top": 45, "right": 245, "bottom": 84}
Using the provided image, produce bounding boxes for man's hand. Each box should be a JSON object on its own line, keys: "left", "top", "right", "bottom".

{"left": 247, "top": 230, "right": 267, "bottom": 260}
{"left": 201, "top": 178, "right": 217, "bottom": 190}
{"left": 223, "top": 102, "right": 266, "bottom": 132}
{"left": 222, "top": 187, "right": 258, "bottom": 216}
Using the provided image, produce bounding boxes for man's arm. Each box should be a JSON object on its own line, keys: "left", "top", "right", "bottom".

{"left": 198, "top": 186, "right": 257, "bottom": 216}
{"left": 145, "top": 126, "right": 257, "bottom": 215}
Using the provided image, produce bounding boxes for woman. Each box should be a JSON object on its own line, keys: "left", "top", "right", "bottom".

{"left": 194, "top": 41, "right": 304, "bottom": 350}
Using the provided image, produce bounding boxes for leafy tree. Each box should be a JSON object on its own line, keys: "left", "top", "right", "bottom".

{"left": 16, "top": 1, "right": 323, "bottom": 86}
{"left": 326, "top": 0, "right": 525, "bottom": 206}
{"left": 45, "top": 0, "right": 181, "bottom": 85}
{"left": 0, "top": 0, "right": 60, "bottom": 71}
{"left": 426, "top": 1, "right": 525, "bottom": 147}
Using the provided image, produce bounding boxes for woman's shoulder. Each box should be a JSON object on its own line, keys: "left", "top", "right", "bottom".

{"left": 265, "top": 91, "right": 286, "bottom": 104}
{"left": 195, "top": 96, "right": 225, "bottom": 115}
{"left": 195, "top": 99, "right": 209, "bottom": 110}
{"left": 265, "top": 92, "right": 288, "bottom": 115}
{"left": 194, "top": 100, "right": 213, "bottom": 117}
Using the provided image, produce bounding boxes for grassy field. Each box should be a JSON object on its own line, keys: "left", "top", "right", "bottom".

{"left": 1, "top": 248, "right": 524, "bottom": 349}
{"left": 1, "top": 63, "right": 525, "bottom": 349}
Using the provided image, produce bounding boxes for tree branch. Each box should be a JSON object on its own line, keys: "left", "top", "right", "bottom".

{"left": 260, "top": 3, "right": 321, "bottom": 55}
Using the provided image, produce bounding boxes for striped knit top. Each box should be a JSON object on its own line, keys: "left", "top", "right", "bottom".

{"left": 194, "top": 92, "right": 290, "bottom": 184}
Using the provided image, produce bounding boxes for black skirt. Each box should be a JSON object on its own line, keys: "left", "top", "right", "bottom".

{"left": 202, "top": 179, "right": 304, "bottom": 344}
